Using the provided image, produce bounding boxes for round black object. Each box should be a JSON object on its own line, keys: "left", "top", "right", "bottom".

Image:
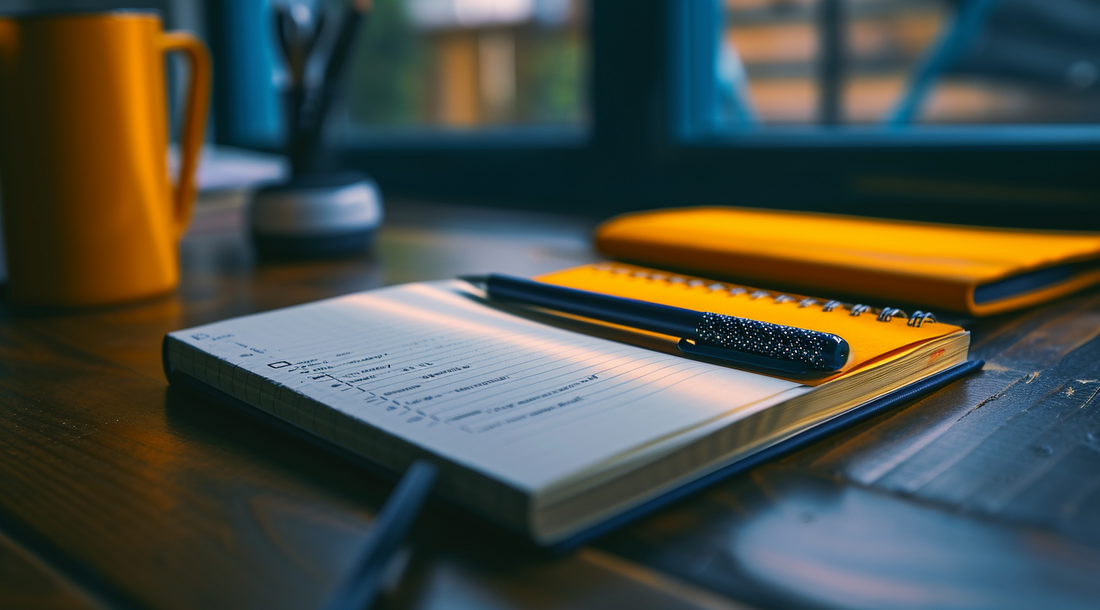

{"left": 254, "top": 171, "right": 371, "bottom": 194}
{"left": 249, "top": 171, "right": 384, "bottom": 260}
{"left": 252, "top": 229, "right": 377, "bottom": 260}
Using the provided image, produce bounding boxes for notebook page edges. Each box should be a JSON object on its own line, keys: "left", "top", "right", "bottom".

{"left": 167, "top": 280, "right": 802, "bottom": 494}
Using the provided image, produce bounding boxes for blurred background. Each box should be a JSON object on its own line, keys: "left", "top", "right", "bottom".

{"left": 198, "top": 0, "right": 1100, "bottom": 134}
{"left": 332, "top": 0, "right": 1100, "bottom": 129}
{"left": 722, "top": 0, "right": 1100, "bottom": 126}
{"left": 203, "top": 0, "right": 1100, "bottom": 134}
{"left": 2, "top": 0, "right": 1097, "bottom": 225}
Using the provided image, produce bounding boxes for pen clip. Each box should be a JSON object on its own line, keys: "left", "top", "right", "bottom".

{"left": 677, "top": 338, "right": 831, "bottom": 376}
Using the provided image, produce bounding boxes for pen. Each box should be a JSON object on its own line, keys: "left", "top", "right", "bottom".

{"left": 321, "top": 460, "right": 437, "bottom": 610}
{"left": 322, "top": 0, "right": 371, "bottom": 94}
{"left": 295, "top": 0, "right": 372, "bottom": 173}
{"left": 273, "top": 6, "right": 296, "bottom": 82}
{"left": 460, "top": 274, "right": 850, "bottom": 374}
{"left": 273, "top": 2, "right": 327, "bottom": 174}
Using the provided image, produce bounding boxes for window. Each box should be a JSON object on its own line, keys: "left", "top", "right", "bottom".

{"left": 346, "top": 0, "right": 586, "bottom": 130}
{"left": 207, "top": 0, "right": 587, "bottom": 146}
{"left": 206, "top": 0, "right": 1100, "bottom": 227}
{"left": 720, "top": 0, "right": 1100, "bottom": 125}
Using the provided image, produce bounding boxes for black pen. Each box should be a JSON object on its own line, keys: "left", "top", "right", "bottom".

{"left": 322, "top": 0, "right": 371, "bottom": 93}
{"left": 273, "top": 2, "right": 328, "bottom": 174}
{"left": 295, "top": 0, "right": 372, "bottom": 174}
{"left": 321, "top": 460, "right": 437, "bottom": 610}
{"left": 460, "top": 274, "right": 850, "bottom": 374}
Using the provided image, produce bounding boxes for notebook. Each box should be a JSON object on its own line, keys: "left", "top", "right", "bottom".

{"left": 594, "top": 207, "right": 1100, "bottom": 316}
{"left": 163, "top": 263, "right": 977, "bottom": 547}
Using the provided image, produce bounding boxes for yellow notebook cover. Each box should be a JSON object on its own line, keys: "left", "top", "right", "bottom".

{"left": 593, "top": 207, "right": 1100, "bottom": 316}
{"left": 536, "top": 263, "right": 965, "bottom": 385}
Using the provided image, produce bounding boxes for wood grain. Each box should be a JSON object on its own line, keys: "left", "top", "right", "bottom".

{"left": 600, "top": 285, "right": 1100, "bottom": 610}
{"left": 597, "top": 467, "right": 1100, "bottom": 610}
{"left": 1, "top": 201, "right": 741, "bottom": 610}
{"left": 0, "top": 527, "right": 108, "bottom": 610}
{"left": 4, "top": 199, "right": 1100, "bottom": 609}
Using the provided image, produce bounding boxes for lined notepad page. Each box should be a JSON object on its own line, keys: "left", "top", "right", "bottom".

{"left": 171, "top": 281, "right": 806, "bottom": 492}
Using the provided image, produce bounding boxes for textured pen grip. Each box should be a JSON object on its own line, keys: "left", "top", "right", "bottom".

{"left": 695, "top": 312, "right": 849, "bottom": 371}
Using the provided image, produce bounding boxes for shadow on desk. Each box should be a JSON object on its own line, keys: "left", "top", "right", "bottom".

{"left": 163, "top": 384, "right": 732, "bottom": 610}
{"left": 3, "top": 201, "right": 1100, "bottom": 610}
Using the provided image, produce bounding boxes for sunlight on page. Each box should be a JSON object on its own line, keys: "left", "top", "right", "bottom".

{"left": 173, "top": 281, "right": 802, "bottom": 491}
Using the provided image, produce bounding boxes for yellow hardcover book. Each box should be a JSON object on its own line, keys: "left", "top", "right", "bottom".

{"left": 593, "top": 207, "right": 1100, "bottom": 316}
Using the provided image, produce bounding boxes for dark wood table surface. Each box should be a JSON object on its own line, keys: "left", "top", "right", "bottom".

{"left": 2, "top": 200, "right": 1100, "bottom": 610}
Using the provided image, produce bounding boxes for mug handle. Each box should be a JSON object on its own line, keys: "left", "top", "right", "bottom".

{"left": 161, "top": 32, "right": 211, "bottom": 239}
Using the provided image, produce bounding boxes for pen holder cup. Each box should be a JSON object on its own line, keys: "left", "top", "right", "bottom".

{"left": 249, "top": 172, "right": 383, "bottom": 260}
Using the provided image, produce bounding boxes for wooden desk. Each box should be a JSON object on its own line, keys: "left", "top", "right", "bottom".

{"left": 2, "top": 201, "right": 1099, "bottom": 610}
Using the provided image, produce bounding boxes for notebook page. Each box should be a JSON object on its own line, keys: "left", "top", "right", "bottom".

{"left": 170, "top": 281, "right": 805, "bottom": 492}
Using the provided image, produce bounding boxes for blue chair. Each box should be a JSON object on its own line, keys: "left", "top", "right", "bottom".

{"left": 889, "top": 0, "right": 1100, "bottom": 125}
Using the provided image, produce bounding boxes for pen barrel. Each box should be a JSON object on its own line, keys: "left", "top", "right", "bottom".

{"left": 485, "top": 275, "right": 700, "bottom": 337}
{"left": 695, "top": 312, "right": 850, "bottom": 372}
{"left": 482, "top": 275, "right": 850, "bottom": 373}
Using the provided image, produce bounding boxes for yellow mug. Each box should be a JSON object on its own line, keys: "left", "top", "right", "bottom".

{"left": 0, "top": 11, "right": 209, "bottom": 308}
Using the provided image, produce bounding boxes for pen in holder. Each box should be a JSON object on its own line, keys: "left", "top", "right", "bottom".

{"left": 250, "top": 0, "right": 382, "bottom": 260}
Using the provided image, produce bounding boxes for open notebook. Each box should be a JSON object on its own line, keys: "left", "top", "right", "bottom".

{"left": 163, "top": 264, "right": 977, "bottom": 546}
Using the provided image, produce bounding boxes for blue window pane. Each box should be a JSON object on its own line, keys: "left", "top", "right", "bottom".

{"left": 719, "top": 0, "right": 1100, "bottom": 126}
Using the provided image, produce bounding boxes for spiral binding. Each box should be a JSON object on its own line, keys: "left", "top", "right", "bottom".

{"left": 592, "top": 263, "right": 937, "bottom": 326}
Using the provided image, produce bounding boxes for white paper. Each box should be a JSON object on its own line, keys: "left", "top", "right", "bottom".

{"left": 171, "top": 281, "right": 805, "bottom": 491}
